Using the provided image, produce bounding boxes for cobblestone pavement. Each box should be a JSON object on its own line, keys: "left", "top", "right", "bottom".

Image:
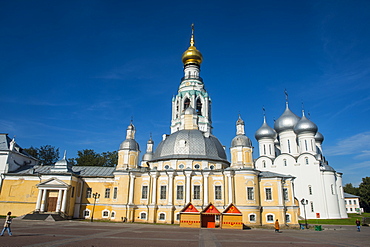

{"left": 0, "top": 219, "right": 369, "bottom": 247}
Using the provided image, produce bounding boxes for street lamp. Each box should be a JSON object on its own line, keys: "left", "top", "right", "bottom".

{"left": 91, "top": 192, "right": 100, "bottom": 222}
{"left": 301, "top": 198, "right": 308, "bottom": 229}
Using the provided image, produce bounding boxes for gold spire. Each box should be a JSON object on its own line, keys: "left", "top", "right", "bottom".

{"left": 182, "top": 24, "right": 203, "bottom": 65}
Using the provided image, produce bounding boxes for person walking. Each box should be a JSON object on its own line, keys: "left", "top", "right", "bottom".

{"left": 356, "top": 219, "right": 361, "bottom": 232}
{"left": 274, "top": 219, "right": 280, "bottom": 233}
{"left": 0, "top": 212, "right": 12, "bottom": 236}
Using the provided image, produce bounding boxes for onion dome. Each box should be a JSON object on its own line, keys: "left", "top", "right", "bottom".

{"left": 315, "top": 132, "right": 324, "bottom": 143}
{"left": 255, "top": 117, "right": 277, "bottom": 141}
{"left": 119, "top": 139, "right": 139, "bottom": 150}
{"left": 294, "top": 111, "right": 318, "bottom": 135}
{"left": 231, "top": 135, "right": 252, "bottom": 148}
{"left": 274, "top": 104, "right": 300, "bottom": 133}
{"left": 181, "top": 25, "right": 203, "bottom": 65}
{"left": 153, "top": 129, "right": 227, "bottom": 162}
{"left": 142, "top": 138, "right": 154, "bottom": 162}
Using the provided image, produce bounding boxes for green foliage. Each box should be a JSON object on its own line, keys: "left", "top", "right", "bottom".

{"left": 75, "top": 149, "right": 117, "bottom": 167}
{"left": 299, "top": 213, "right": 370, "bottom": 225}
{"left": 359, "top": 177, "right": 370, "bottom": 213}
{"left": 24, "top": 145, "right": 60, "bottom": 165}
{"left": 343, "top": 183, "right": 359, "bottom": 196}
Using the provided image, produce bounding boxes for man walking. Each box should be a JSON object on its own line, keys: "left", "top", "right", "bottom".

{"left": 1, "top": 212, "right": 12, "bottom": 236}
{"left": 356, "top": 219, "right": 361, "bottom": 232}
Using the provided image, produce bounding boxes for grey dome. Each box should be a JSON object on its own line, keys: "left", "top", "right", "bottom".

{"left": 231, "top": 135, "right": 252, "bottom": 148}
{"left": 142, "top": 152, "right": 153, "bottom": 162}
{"left": 255, "top": 119, "right": 277, "bottom": 141}
{"left": 119, "top": 139, "right": 140, "bottom": 151}
{"left": 294, "top": 115, "right": 318, "bottom": 135}
{"left": 184, "top": 106, "right": 196, "bottom": 115}
{"left": 153, "top": 129, "right": 227, "bottom": 162}
{"left": 54, "top": 158, "right": 69, "bottom": 167}
{"left": 274, "top": 104, "right": 300, "bottom": 133}
{"left": 315, "top": 132, "right": 324, "bottom": 143}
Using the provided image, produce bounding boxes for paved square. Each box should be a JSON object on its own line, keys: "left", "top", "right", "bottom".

{"left": 0, "top": 219, "right": 368, "bottom": 247}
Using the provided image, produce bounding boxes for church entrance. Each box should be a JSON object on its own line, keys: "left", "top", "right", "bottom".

{"left": 47, "top": 197, "right": 57, "bottom": 212}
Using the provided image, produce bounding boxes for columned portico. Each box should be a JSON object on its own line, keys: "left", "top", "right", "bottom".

{"left": 36, "top": 178, "right": 71, "bottom": 214}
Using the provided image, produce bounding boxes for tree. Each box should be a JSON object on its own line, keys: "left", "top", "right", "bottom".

{"left": 343, "top": 183, "right": 359, "bottom": 196}
{"left": 358, "top": 177, "right": 370, "bottom": 213}
{"left": 75, "top": 149, "right": 105, "bottom": 166}
{"left": 101, "top": 151, "right": 118, "bottom": 167}
{"left": 24, "top": 145, "right": 60, "bottom": 165}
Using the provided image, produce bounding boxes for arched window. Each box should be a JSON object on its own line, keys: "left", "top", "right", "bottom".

{"left": 263, "top": 161, "right": 266, "bottom": 168}
{"left": 305, "top": 157, "right": 309, "bottom": 165}
{"left": 159, "top": 213, "right": 166, "bottom": 220}
{"left": 111, "top": 211, "right": 116, "bottom": 218}
{"left": 285, "top": 214, "right": 291, "bottom": 223}
{"left": 305, "top": 140, "right": 308, "bottom": 151}
{"left": 184, "top": 98, "right": 190, "bottom": 110}
{"left": 308, "top": 185, "right": 312, "bottom": 195}
{"left": 179, "top": 164, "right": 184, "bottom": 169}
{"left": 194, "top": 164, "right": 200, "bottom": 169}
{"left": 284, "top": 159, "right": 287, "bottom": 166}
{"left": 263, "top": 145, "right": 266, "bottom": 155}
{"left": 140, "top": 212, "right": 147, "bottom": 219}
{"left": 287, "top": 140, "right": 291, "bottom": 153}
{"left": 249, "top": 214, "right": 256, "bottom": 222}
{"left": 267, "top": 214, "right": 274, "bottom": 222}
{"left": 196, "top": 98, "right": 202, "bottom": 115}
{"left": 102, "top": 210, "right": 109, "bottom": 218}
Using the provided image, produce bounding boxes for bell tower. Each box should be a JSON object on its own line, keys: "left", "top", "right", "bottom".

{"left": 171, "top": 24, "right": 212, "bottom": 134}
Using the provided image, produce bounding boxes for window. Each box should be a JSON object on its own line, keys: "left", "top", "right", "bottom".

{"left": 247, "top": 187, "right": 254, "bottom": 200}
{"left": 159, "top": 213, "right": 165, "bottom": 220}
{"left": 194, "top": 164, "right": 200, "bottom": 169}
{"left": 345, "top": 200, "right": 347, "bottom": 205}
{"left": 179, "top": 164, "right": 184, "bottom": 169}
{"left": 105, "top": 188, "right": 111, "bottom": 198}
{"left": 267, "top": 214, "right": 274, "bottom": 222}
{"left": 177, "top": 185, "right": 184, "bottom": 200}
{"left": 184, "top": 98, "right": 190, "bottom": 110}
{"left": 305, "top": 157, "right": 309, "bottom": 165}
{"left": 263, "top": 145, "right": 266, "bottom": 155}
{"left": 83, "top": 210, "right": 90, "bottom": 217}
{"left": 140, "top": 212, "right": 147, "bottom": 219}
{"left": 210, "top": 165, "right": 214, "bottom": 170}
{"left": 215, "top": 215, "right": 220, "bottom": 221}
{"left": 349, "top": 200, "right": 352, "bottom": 205}
{"left": 331, "top": 184, "right": 335, "bottom": 195}
{"left": 287, "top": 139, "right": 291, "bottom": 153}
{"left": 102, "top": 210, "right": 109, "bottom": 217}
{"left": 285, "top": 214, "right": 291, "bottom": 223}
{"left": 160, "top": 186, "right": 167, "bottom": 200}
{"left": 310, "top": 202, "right": 314, "bottom": 212}
{"left": 176, "top": 214, "right": 180, "bottom": 221}
{"left": 215, "top": 186, "right": 222, "bottom": 200}
{"left": 196, "top": 98, "right": 202, "bottom": 115}
{"left": 263, "top": 161, "right": 266, "bottom": 168}
{"left": 113, "top": 187, "right": 118, "bottom": 199}
{"left": 71, "top": 187, "right": 75, "bottom": 198}
{"left": 249, "top": 214, "right": 256, "bottom": 222}
{"left": 164, "top": 165, "right": 169, "bottom": 169}
{"left": 283, "top": 188, "right": 288, "bottom": 201}
{"left": 350, "top": 208, "right": 353, "bottom": 211}
{"left": 305, "top": 140, "right": 308, "bottom": 151}
{"left": 193, "top": 185, "right": 201, "bottom": 200}
{"left": 284, "top": 159, "right": 287, "bottom": 166}
{"left": 86, "top": 188, "right": 92, "bottom": 198}
{"left": 111, "top": 211, "right": 115, "bottom": 218}
{"left": 309, "top": 186, "right": 312, "bottom": 195}
{"left": 354, "top": 200, "right": 357, "bottom": 205}
{"left": 265, "top": 188, "right": 272, "bottom": 200}
{"left": 142, "top": 185, "right": 148, "bottom": 199}
{"left": 269, "top": 144, "right": 272, "bottom": 155}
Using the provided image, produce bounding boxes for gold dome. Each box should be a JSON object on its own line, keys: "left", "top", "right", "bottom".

{"left": 181, "top": 25, "right": 203, "bottom": 65}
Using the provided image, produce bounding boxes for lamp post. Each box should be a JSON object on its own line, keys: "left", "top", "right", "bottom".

{"left": 301, "top": 198, "right": 308, "bottom": 229}
{"left": 91, "top": 192, "right": 100, "bottom": 222}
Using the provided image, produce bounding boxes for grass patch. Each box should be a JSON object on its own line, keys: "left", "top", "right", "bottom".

{"left": 298, "top": 213, "right": 370, "bottom": 225}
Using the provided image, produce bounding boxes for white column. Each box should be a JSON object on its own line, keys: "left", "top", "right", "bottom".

{"left": 61, "top": 189, "right": 68, "bottom": 213}
{"left": 151, "top": 174, "right": 158, "bottom": 205}
{"left": 185, "top": 171, "right": 192, "bottom": 203}
{"left": 129, "top": 174, "right": 135, "bottom": 204}
{"left": 203, "top": 173, "right": 209, "bottom": 206}
{"left": 168, "top": 172, "right": 174, "bottom": 206}
{"left": 228, "top": 175, "right": 233, "bottom": 204}
{"left": 40, "top": 189, "right": 47, "bottom": 212}
{"left": 35, "top": 189, "right": 43, "bottom": 211}
{"left": 56, "top": 189, "right": 63, "bottom": 212}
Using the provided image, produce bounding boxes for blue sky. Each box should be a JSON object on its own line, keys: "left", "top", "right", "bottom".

{"left": 1, "top": 0, "right": 369, "bottom": 186}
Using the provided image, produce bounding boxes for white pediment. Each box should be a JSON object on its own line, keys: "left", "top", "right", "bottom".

{"left": 37, "top": 177, "right": 70, "bottom": 188}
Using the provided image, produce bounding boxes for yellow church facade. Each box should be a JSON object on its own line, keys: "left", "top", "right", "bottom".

{"left": 0, "top": 27, "right": 299, "bottom": 228}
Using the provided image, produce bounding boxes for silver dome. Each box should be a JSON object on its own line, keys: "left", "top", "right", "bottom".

{"left": 294, "top": 115, "right": 318, "bottom": 135}
{"left": 274, "top": 104, "right": 300, "bottom": 133}
{"left": 142, "top": 152, "right": 153, "bottom": 161}
{"left": 231, "top": 135, "right": 252, "bottom": 148}
{"left": 153, "top": 129, "right": 227, "bottom": 162}
{"left": 119, "top": 139, "right": 140, "bottom": 151}
{"left": 255, "top": 118, "right": 277, "bottom": 141}
{"left": 315, "top": 132, "right": 324, "bottom": 143}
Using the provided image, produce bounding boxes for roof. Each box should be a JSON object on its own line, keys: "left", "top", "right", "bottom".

{"left": 344, "top": 192, "right": 360, "bottom": 198}
{"left": 259, "top": 171, "right": 295, "bottom": 179}
{"left": 8, "top": 165, "right": 115, "bottom": 177}
{"left": 0, "top": 134, "right": 36, "bottom": 160}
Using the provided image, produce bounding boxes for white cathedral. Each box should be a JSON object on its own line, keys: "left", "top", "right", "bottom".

{"left": 0, "top": 26, "right": 347, "bottom": 224}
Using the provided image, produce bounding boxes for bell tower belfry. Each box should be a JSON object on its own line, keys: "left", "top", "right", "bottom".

{"left": 171, "top": 25, "right": 212, "bottom": 134}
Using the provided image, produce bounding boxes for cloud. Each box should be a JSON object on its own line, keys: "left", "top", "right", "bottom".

{"left": 325, "top": 131, "right": 370, "bottom": 158}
